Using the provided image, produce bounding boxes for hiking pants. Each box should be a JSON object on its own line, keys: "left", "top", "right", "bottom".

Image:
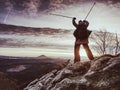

{"left": 74, "top": 43, "right": 94, "bottom": 63}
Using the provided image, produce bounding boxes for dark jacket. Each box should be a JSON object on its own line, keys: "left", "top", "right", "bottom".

{"left": 72, "top": 19, "right": 91, "bottom": 40}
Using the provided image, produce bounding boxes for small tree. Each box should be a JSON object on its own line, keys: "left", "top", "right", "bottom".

{"left": 114, "top": 33, "right": 120, "bottom": 55}
{"left": 91, "top": 29, "right": 114, "bottom": 55}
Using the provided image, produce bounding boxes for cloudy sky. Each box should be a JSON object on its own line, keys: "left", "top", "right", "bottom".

{"left": 0, "top": 0, "right": 120, "bottom": 59}
{"left": 0, "top": 0, "right": 120, "bottom": 33}
{"left": 0, "top": 27, "right": 76, "bottom": 59}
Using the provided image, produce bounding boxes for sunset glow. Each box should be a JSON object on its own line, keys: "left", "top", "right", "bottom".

{"left": 0, "top": 1, "right": 120, "bottom": 59}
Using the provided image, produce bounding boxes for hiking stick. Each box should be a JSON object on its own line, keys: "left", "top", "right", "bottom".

{"left": 84, "top": 2, "right": 96, "bottom": 20}
{"left": 50, "top": 13, "right": 73, "bottom": 19}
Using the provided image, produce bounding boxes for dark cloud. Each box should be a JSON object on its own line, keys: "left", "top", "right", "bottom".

{"left": 10, "top": 0, "right": 25, "bottom": 10}
{"left": 0, "top": 0, "right": 120, "bottom": 15}
{"left": 0, "top": 38, "right": 25, "bottom": 47}
{"left": 0, "top": 23, "right": 71, "bottom": 48}
{"left": 0, "top": 34, "right": 72, "bottom": 48}
{"left": 0, "top": 38, "right": 12, "bottom": 45}
{"left": 110, "top": 0, "right": 120, "bottom": 3}
{"left": 39, "top": 0, "right": 50, "bottom": 10}
{"left": 0, "top": 23, "right": 70, "bottom": 35}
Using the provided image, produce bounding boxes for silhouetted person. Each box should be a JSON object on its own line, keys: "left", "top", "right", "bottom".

{"left": 72, "top": 17, "right": 94, "bottom": 63}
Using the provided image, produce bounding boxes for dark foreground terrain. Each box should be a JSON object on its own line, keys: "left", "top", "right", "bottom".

{"left": 0, "top": 55, "right": 66, "bottom": 90}
{"left": 24, "top": 54, "right": 120, "bottom": 90}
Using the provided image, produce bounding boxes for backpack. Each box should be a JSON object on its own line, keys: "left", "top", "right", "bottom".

{"left": 73, "top": 26, "right": 91, "bottom": 40}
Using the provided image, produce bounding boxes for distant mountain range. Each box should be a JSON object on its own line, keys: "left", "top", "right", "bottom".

{"left": 0, "top": 55, "right": 67, "bottom": 89}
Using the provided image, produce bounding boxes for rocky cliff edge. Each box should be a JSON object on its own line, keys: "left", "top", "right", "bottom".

{"left": 24, "top": 54, "right": 120, "bottom": 90}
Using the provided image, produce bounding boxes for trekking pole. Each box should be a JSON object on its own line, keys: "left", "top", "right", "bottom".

{"left": 50, "top": 13, "right": 73, "bottom": 19}
{"left": 84, "top": 2, "right": 96, "bottom": 20}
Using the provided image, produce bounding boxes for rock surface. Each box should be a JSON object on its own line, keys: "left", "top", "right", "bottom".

{"left": 24, "top": 54, "right": 120, "bottom": 90}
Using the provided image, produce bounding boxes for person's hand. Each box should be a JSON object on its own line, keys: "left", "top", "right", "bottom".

{"left": 73, "top": 17, "right": 76, "bottom": 20}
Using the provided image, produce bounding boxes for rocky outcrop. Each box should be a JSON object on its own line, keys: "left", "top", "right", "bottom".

{"left": 24, "top": 54, "right": 120, "bottom": 90}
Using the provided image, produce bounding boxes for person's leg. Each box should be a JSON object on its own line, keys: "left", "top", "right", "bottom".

{"left": 83, "top": 44, "right": 94, "bottom": 60}
{"left": 74, "top": 43, "right": 81, "bottom": 63}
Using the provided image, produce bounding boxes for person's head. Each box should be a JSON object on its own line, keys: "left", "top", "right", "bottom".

{"left": 78, "top": 20, "right": 83, "bottom": 25}
{"left": 83, "top": 20, "right": 89, "bottom": 27}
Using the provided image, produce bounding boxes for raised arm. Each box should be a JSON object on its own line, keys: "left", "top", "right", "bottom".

{"left": 72, "top": 17, "right": 78, "bottom": 28}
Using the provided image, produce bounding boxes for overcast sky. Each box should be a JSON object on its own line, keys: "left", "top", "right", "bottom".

{"left": 0, "top": 0, "right": 120, "bottom": 59}
{"left": 0, "top": 0, "right": 120, "bottom": 33}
